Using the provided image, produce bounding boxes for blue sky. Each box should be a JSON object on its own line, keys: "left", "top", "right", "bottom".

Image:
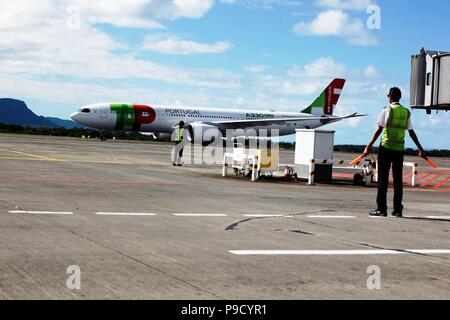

{"left": 1, "top": 0, "right": 449, "bottom": 148}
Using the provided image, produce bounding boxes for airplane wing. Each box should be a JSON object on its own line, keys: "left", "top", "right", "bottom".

{"left": 201, "top": 113, "right": 365, "bottom": 129}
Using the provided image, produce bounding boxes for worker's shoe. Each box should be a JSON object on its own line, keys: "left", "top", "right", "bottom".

{"left": 369, "top": 209, "right": 387, "bottom": 217}
{"left": 391, "top": 211, "right": 403, "bottom": 218}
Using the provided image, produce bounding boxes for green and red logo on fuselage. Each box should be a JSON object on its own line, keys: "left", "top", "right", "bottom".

{"left": 110, "top": 104, "right": 156, "bottom": 131}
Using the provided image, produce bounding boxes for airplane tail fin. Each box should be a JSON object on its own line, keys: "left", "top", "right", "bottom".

{"left": 301, "top": 78, "right": 346, "bottom": 116}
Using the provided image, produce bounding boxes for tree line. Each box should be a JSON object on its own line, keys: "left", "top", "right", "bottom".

{"left": 1, "top": 122, "right": 449, "bottom": 157}
{"left": 280, "top": 142, "right": 450, "bottom": 157}
{"left": 0, "top": 122, "right": 156, "bottom": 141}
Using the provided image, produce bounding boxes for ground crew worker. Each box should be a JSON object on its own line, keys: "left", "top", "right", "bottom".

{"left": 363, "top": 87, "right": 426, "bottom": 218}
{"left": 173, "top": 121, "right": 185, "bottom": 166}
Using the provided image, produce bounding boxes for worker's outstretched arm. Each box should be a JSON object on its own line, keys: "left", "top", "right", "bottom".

{"left": 363, "top": 126, "right": 384, "bottom": 156}
{"left": 409, "top": 129, "right": 425, "bottom": 157}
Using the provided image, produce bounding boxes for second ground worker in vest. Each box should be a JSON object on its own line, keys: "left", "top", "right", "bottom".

{"left": 363, "top": 87, "right": 426, "bottom": 218}
{"left": 172, "top": 121, "right": 185, "bottom": 166}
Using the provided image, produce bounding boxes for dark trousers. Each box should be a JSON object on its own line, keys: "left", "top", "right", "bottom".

{"left": 377, "top": 145, "right": 404, "bottom": 213}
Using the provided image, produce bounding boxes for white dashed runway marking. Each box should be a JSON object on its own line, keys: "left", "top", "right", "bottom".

{"left": 173, "top": 213, "right": 228, "bottom": 217}
{"left": 229, "top": 249, "right": 450, "bottom": 256}
{"left": 8, "top": 211, "right": 73, "bottom": 215}
{"left": 95, "top": 212, "right": 157, "bottom": 216}
{"left": 307, "top": 215, "right": 356, "bottom": 219}
{"left": 242, "top": 214, "right": 287, "bottom": 218}
{"left": 6, "top": 210, "right": 450, "bottom": 222}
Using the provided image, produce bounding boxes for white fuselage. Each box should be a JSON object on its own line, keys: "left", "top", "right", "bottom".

{"left": 71, "top": 103, "right": 327, "bottom": 136}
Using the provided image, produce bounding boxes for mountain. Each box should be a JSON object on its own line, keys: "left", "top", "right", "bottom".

{"left": 0, "top": 98, "right": 57, "bottom": 127}
{"left": 46, "top": 117, "right": 84, "bottom": 128}
{"left": 0, "top": 98, "right": 83, "bottom": 128}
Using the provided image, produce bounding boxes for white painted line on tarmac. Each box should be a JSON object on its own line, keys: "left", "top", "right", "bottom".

{"left": 229, "top": 249, "right": 450, "bottom": 256}
{"left": 397, "top": 215, "right": 450, "bottom": 221}
{"left": 173, "top": 213, "right": 228, "bottom": 217}
{"left": 307, "top": 215, "right": 356, "bottom": 219}
{"left": 411, "top": 249, "right": 450, "bottom": 254}
{"left": 242, "top": 214, "right": 286, "bottom": 218}
{"left": 8, "top": 211, "right": 73, "bottom": 215}
{"left": 96, "top": 212, "right": 156, "bottom": 216}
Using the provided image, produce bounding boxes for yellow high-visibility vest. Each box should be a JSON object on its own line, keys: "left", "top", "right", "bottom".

{"left": 175, "top": 127, "right": 184, "bottom": 142}
{"left": 381, "top": 104, "right": 410, "bottom": 152}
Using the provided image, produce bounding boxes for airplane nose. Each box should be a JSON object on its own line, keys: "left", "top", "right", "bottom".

{"left": 70, "top": 112, "right": 81, "bottom": 122}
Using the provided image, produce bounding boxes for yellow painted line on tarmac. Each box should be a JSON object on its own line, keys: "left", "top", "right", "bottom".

{"left": 0, "top": 155, "right": 169, "bottom": 166}
{"left": 0, "top": 148, "right": 58, "bottom": 161}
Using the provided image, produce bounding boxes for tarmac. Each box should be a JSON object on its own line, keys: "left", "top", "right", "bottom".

{"left": 0, "top": 133, "right": 449, "bottom": 299}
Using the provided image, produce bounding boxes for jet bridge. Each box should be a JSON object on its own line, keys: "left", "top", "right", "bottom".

{"left": 411, "top": 48, "right": 450, "bottom": 114}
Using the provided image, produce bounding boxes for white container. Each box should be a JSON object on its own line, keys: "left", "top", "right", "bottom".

{"left": 295, "top": 129, "right": 334, "bottom": 164}
{"left": 295, "top": 129, "right": 334, "bottom": 181}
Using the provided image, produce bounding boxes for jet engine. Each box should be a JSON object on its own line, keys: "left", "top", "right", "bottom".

{"left": 153, "top": 132, "right": 172, "bottom": 142}
{"left": 185, "top": 123, "right": 223, "bottom": 145}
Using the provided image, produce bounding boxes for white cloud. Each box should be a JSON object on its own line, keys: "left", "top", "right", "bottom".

{"left": 142, "top": 35, "right": 232, "bottom": 55}
{"left": 0, "top": 0, "right": 240, "bottom": 89}
{"left": 251, "top": 58, "right": 385, "bottom": 118}
{"left": 0, "top": 74, "right": 238, "bottom": 111}
{"left": 220, "top": 0, "right": 302, "bottom": 9}
{"left": 0, "top": 0, "right": 215, "bottom": 30}
{"left": 293, "top": 10, "right": 378, "bottom": 46}
{"left": 280, "top": 81, "right": 322, "bottom": 96}
{"left": 133, "top": 0, "right": 216, "bottom": 21}
{"left": 288, "top": 57, "right": 347, "bottom": 78}
{"left": 363, "top": 65, "right": 379, "bottom": 78}
{"left": 0, "top": 0, "right": 57, "bottom": 30}
{"left": 72, "top": 0, "right": 215, "bottom": 27}
{"left": 314, "top": 0, "right": 373, "bottom": 11}
{"left": 244, "top": 65, "right": 267, "bottom": 73}
{"left": 254, "top": 58, "right": 347, "bottom": 97}
{"left": 66, "top": 0, "right": 163, "bottom": 29}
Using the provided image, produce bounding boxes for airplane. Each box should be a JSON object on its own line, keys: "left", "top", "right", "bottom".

{"left": 70, "top": 78, "right": 363, "bottom": 143}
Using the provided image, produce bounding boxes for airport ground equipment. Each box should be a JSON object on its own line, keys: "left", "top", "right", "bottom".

{"left": 223, "top": 130, "right": 419, "bottom": 187}
{"left": 306, "top": 158, "right": 375, "bottom": 186}
{"left": 295, "top": 129, "right": 418, "bottom": 187}
{"left": 306, "top": 159, "right": 418, "bottom": 187}
{"left": 222, "top": 144, "right": 280, "bottom": 182}
{"left": 295, "top": 129, "right": 372, "bottom": 185}
{"left": 295, "top": 129, "right": 334, "bottom": 183}
{"left": 411, "top": 48, "right": 450, "bottom": 114}
{"left": 222, "top": 145, "right": 259, "bottom": 182}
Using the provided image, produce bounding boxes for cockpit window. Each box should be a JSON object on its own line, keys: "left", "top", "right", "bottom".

{"left": 81, "top": 108, "right": 91, "bottom": 113}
